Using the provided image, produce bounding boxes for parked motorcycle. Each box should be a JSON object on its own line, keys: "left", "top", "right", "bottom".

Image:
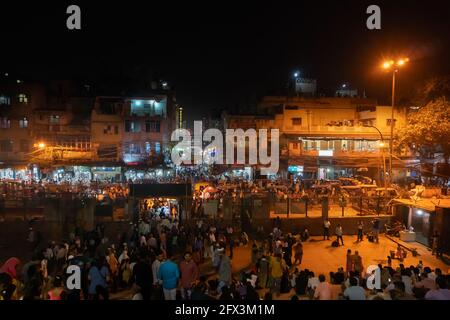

{"left": 384, "top": 221, "right": 405, "bottom": 237}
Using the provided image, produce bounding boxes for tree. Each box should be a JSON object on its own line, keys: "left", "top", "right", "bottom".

{"left": 414, "top": 76, "right": 450, "bottom": 106}
{"left": 396, "top": 97, "right": 450, "bottom": 163}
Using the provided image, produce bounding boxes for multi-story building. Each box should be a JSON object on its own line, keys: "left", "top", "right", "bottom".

{"left": 91, "top": 92, "right": 177, "bottom": 180}
{"left": 225, "top": 96, "right": 413, "bottom": 182}
{"left": 0, "top": 79, "right": 47, "bottom": 179}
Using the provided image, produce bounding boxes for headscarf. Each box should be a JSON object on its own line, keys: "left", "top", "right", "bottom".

{"left": 0, "top": 257, "right": 21, "bottom": 279}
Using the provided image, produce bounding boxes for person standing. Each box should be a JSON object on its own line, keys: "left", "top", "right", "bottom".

{"left": 217, "top": 248, "right": 232, "bottom": 293}
{"left": 157, "top": 254, "right": 180, "bottom": 300}
{"left": 179, "top": 252, "right": 199, "bottom": 300}
{"left": 269, "top": 253, "right": 286, "bottom": 296}
{"left": 293, "top": 241, "right": 303, "bottom": 266}
{"left": 132, "top": 256, "right": 153, "bottom": 300}
{"left": 323, "top": 219, "right": 331, "bottom": 240}
{"left": 229, "top": 236, "right": 235, "bottom": 259}
{"left": 431, "top": 231, "right": 439, "bottom": 256}
{"left": 372, "top": 218, "right": 380, "bottom": 243}
{"left": 346, "top": 249, "right": 353, "bottom": 276}
{"left": 353, "top": 251, "right": 363, "bottom": 275}
{"left": 256, "top": 255, "right": 269, "bottom": 289}
{"left": 335, "top": 224, "right": 344, "bottom": 246}
{"left": 357, "top": 220, "right": 364, "bottom": 242}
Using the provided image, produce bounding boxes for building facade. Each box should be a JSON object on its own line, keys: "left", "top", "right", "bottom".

{"left": 225, "top": 96, "right": 413, "bottom": 182}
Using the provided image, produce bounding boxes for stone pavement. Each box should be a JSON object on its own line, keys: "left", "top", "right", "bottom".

{"left": 111, "top": 234, "right": 448, "bottom": 300}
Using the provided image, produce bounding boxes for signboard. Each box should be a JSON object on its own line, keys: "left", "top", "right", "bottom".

{"left": 319, "top": 150, "right": 333, "bottom": 157}
{"left": 288, "top": 166, "right": 304, "bottom": 173}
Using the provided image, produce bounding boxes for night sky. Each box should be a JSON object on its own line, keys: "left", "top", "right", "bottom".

{"left": 1, "top": 0, "right": 449, "bottom": 125}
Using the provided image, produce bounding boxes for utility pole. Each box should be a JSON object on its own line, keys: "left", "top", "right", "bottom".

{"left": 389, "top": 70, "right": 396, "bottom": 184}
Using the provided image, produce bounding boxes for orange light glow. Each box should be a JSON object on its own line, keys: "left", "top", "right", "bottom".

{"left": 382, "top": 61, "right": 391, "bottom": 69}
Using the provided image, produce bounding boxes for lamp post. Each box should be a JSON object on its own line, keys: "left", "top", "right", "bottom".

{"left": 381, "top": 57, "right": 409, "bottom": 184}
{"left": 364, "top": 125, "right": 387, "bottom": 188}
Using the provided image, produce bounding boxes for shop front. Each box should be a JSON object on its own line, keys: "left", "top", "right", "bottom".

{"left": 128, "top": 183, "right": 192, "bottom": 222}
{"left": 0, "top": 164, "right": 40, "bottom": 181}
{"left": 91, "top": 166, "right": 122, "bottom": 182}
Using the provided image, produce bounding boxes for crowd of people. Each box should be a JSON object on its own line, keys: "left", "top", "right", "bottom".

{"left": 1, "top": 212, "right": 449, "bottom": 301}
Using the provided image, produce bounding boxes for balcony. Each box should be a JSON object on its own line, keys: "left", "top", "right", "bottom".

{"left": 286, "top": 149, "right": 383, "bottom": 158}
{"left": 282, "top": 124, "right": 390, "bottom": 137}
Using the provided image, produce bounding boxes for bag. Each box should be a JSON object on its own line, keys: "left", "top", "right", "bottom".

{"left": 332, "top": 240, "right": 339, "bottom": 247}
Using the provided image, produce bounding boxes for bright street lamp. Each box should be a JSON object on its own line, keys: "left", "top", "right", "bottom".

{"left": 380, "top": 57, "right": 409, "bottom": 184}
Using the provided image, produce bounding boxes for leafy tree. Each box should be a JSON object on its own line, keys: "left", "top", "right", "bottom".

{"left": 396, "top": 97, "right": 450, "bottom": 163}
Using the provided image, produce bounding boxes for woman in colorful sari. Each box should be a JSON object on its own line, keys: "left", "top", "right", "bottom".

{"left": 0, "top": 257, "right": 21, "bottom": 300}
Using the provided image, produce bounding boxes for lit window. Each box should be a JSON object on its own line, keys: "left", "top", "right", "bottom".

{"left": 50, "top": 115, "right": 60, "bottom": 124}
{"left": 18, "top": 94, "right": 28, "bottom": 103}
{"left": 0, "top": 95, "right": 11, "bottom": 106}
{"left": 19, "top": 117, "right": 28, "bottom": 128}
{"left": 155, "top": 142, "right": 161, "bottom": 154}
{"left": 0, "top": 117, "right": 10, "bottom": 128}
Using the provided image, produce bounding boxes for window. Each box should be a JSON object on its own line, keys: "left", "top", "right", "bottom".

{"left": 386, "top": 119, "right": 396, "bottom": 126}
{"left": 20, "top": 140, "right": 29, "bottom": 152}
{"left": 0, "top": 140, "right": 13, "bottom": 152}
{"left": 19, "top": 117, "right": 28, "bottom": 128}
{"left": 0, "top": 95, "right": 11, "bottom": 106}
{"left": 18, "top": 94, "right": 28, "bottom": 104}
{"left": 125, "top": 120, "right": 140, "bottom": 133}
{"left": 104, "top": 125, "right": 118, "bottom": 135}
{"left": 130, "top": 143, "right": 141, "bottom": 154}
{"left": 145, "top": 120, "right": 161, "bottom": 132}
{"left": 292, "top": 117, "right": 302, "bottom": 126}
{"left": 155, "top": 142, "right": 161, "bottom": 154}
{"left": 0, "top": 117, "right": 10, "bottom": 128}
{"left": 50, "top": 115, "right": 60, "bottom": 124}
{"left": 145, "top": 141, "right": 151, "bottom": 153}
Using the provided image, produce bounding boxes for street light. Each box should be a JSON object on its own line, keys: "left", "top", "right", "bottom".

{"left": 364, "top": 125, "right": 387, "bottom": 188}
{"left": 380, "top": 57, "right": 409, "bottom": 184}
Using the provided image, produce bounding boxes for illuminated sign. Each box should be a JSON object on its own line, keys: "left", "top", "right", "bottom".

{"left": 288, "top": 166, "right": 304, "bottom": 173}
{"left": 319, "top": 150, "right": 333, "bottom": 157}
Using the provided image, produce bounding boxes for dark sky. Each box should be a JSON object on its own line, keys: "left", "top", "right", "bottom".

{"left": 1, "top": 0, "right": 449, "bottom": 124}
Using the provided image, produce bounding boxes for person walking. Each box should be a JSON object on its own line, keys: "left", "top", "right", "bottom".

{"left": 157, "top": 254, "right": 180, "bottom": 300}
{"left": 323, "top": 219, "right": 331, "bottom": 240}
{"left": 335, "top": 224, "right": 344, "bottom": 246}
{"left": 357, "top": 220, "right": 364, "bottom": 242}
